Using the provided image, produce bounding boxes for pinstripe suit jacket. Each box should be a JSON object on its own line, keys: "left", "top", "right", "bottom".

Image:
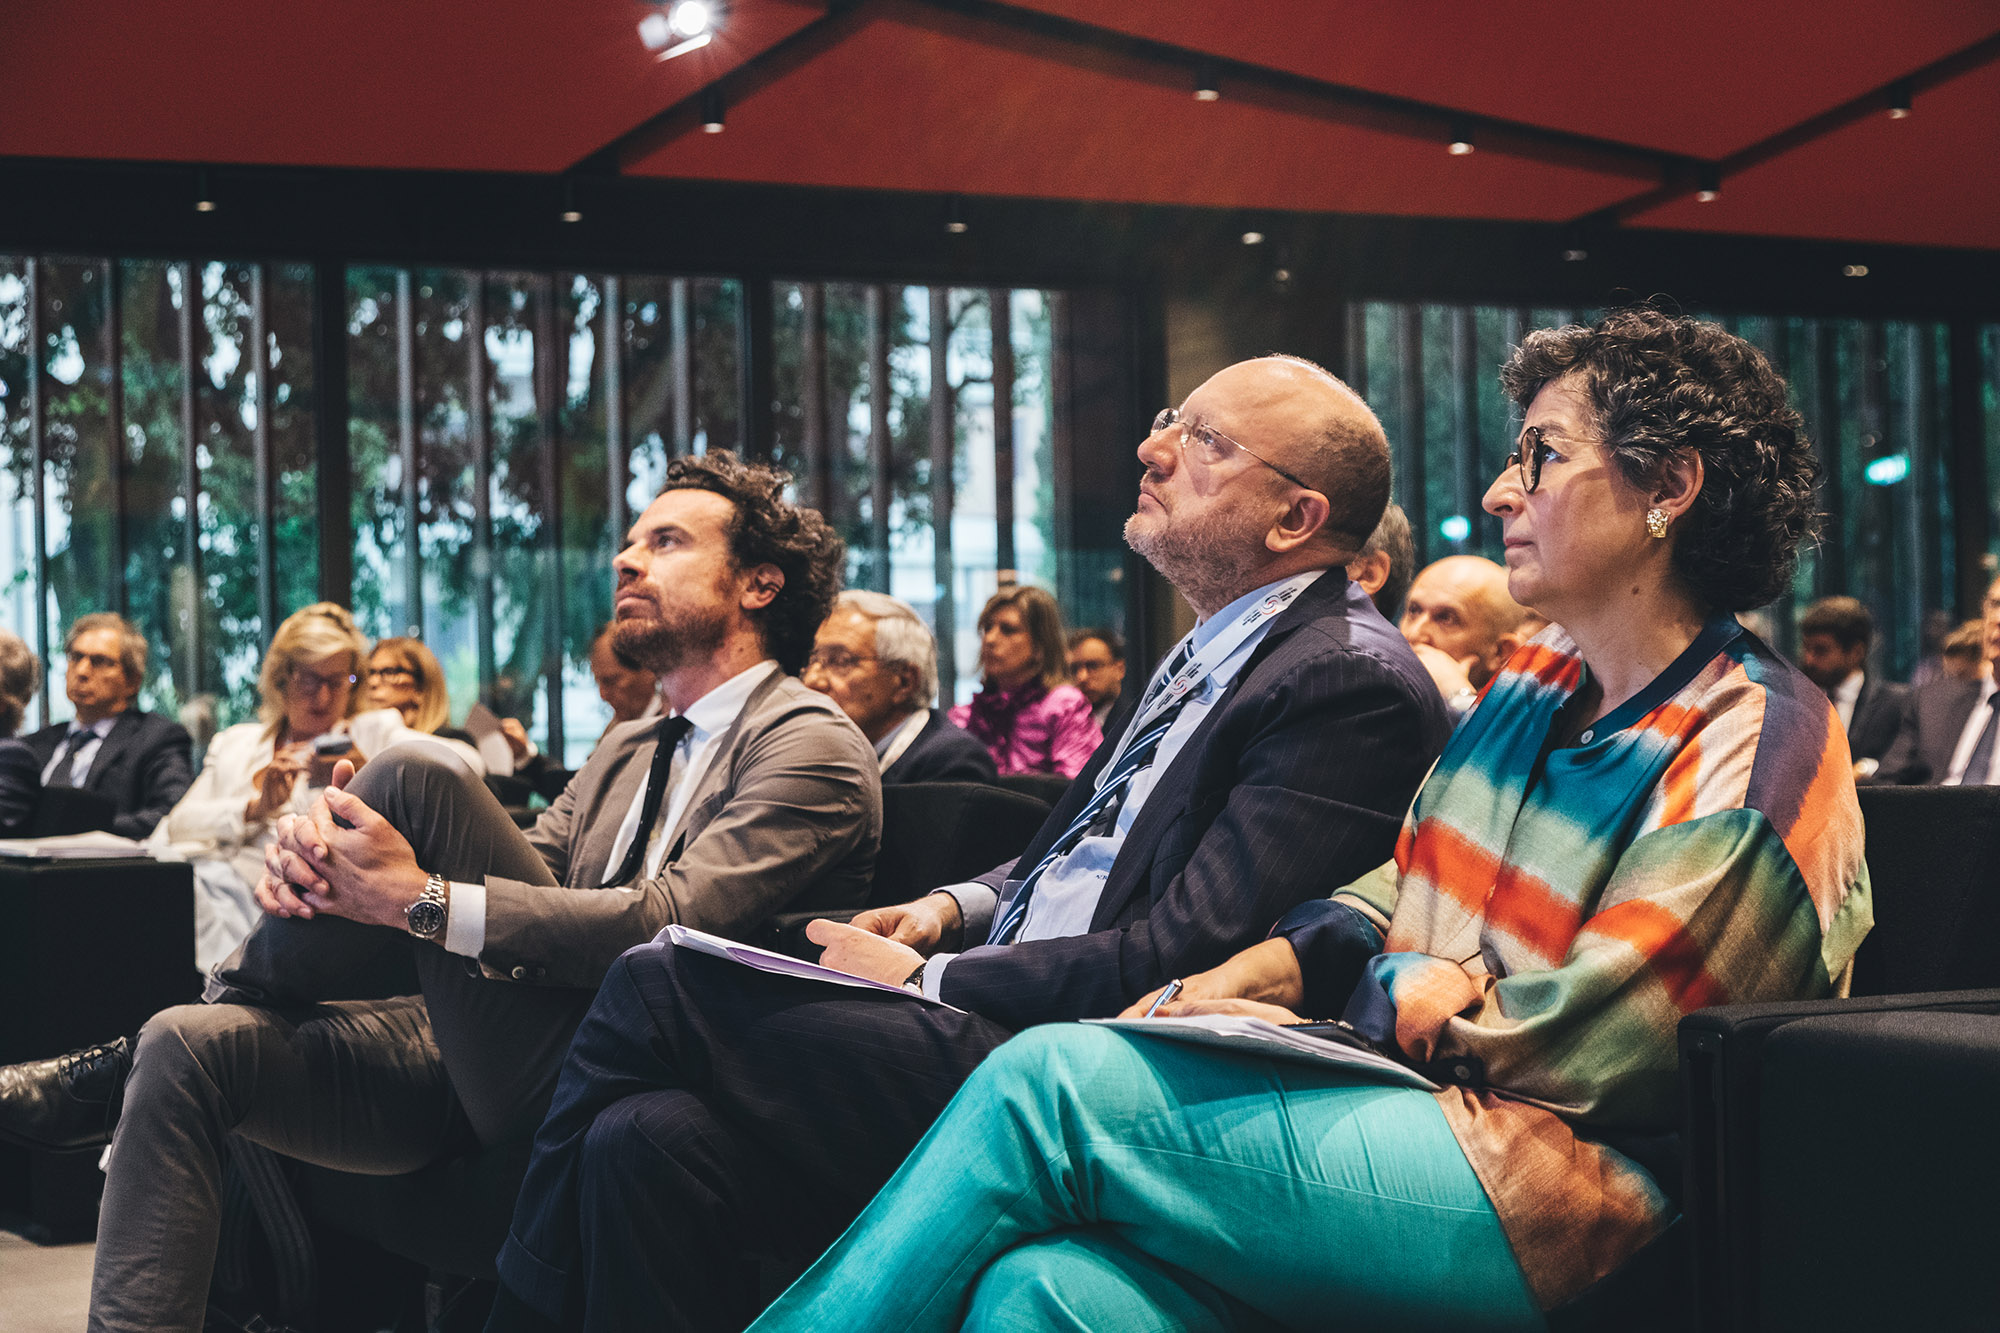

{"left": 940, "top": 574, "right": 1450, "bottom": 1029}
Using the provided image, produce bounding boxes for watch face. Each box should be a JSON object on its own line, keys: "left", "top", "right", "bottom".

{"left": 407, "top": 899, "right": 447, "bottom": 938}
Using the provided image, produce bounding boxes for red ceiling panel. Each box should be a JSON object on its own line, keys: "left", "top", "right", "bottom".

{"left": 0, "top": 0, "right": 821, "bottom": 172}
{"left": 1015, "top": 0, "right": 2000, "bottom": 159}
{"left": 626, "top": 3, "right": 1642, "bottom": 218}
{"left": 1628, "top": 57, "right": 2000, "bottom": 250}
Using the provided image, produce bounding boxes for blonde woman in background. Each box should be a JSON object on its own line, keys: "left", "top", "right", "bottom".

{"left": 0, "top": 630, "right": 43, "bottom": 836}
{"left": 149, "top": 605, "right": 483, "bottom": 969}
{"left": 363, "top": 636, "right": 473, "bottom": 740}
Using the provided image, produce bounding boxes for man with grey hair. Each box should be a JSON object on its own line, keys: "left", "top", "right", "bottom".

{"left": 19, "top": 612, "right": 192, "bottom": 838}
{"left": 804, "top": 590, "right": 996, "bottom": 784}
{"left": 1346, "top": 502, "right": 1415, "bottom": 623}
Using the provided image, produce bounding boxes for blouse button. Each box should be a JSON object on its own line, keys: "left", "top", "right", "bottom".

{"left": 1579, "top": 730, "right": 1594, "bottom": 744}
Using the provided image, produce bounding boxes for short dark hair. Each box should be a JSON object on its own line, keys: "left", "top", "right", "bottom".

{"left": 1799, "top": 596, "right": 1873, "bottom": 650}
{"left": 1355, "top": 503, "right": 1415, "bottom": 621}
{"left": 977, "top": 585, "right": 1072, "bottom": 693}
{"left": 658, "top": 451, "right": 845, "bottom": 675}
{"left": 66, "top": 612, "right": 147, "bottom": 698}
{"left": 1499, "top": 308, "right": 1819, "bottom": 612}
{"left": 1068, "top": 627, "right": 1124, "bottom": 663}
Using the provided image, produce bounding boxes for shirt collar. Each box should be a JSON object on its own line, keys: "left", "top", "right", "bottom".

{"left": 1832, "top": 669, "right": 1865, "bottom": 707}
{"left": 874, "top": 707, "right": 927, "bottom": 759}
{"left": 676, "top": 660, "right": 780, "bottom": 740}
{"left": 1187, "top": 569, "right": 1327, "bottom": 653}
{"left": 70, "top": 716, "right": 115, "bottom": 739}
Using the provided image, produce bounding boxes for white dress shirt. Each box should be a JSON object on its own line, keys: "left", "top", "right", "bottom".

{"left": 42, "top": 715, "right": 117, "bottom": 786}
{"left": 1944, "top": 677, "right": 2000, "bottom": 786}
{"left": 921, "top": 570, "right": 1324, "bottom": 999}
{"left": 444, "top": 660, "right": 780, "bottom": 958}
{"left": 1829, "top": 669, "right": 1864, "bottom": 734}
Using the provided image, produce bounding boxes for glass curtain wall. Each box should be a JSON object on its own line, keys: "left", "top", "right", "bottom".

{"left": 1349, "top": 302, "right": 1959, "bottom": 678}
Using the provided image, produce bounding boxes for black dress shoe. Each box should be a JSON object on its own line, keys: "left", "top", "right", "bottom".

{"left": 0, "top": 1036, "right": 133, "bottom": 1152}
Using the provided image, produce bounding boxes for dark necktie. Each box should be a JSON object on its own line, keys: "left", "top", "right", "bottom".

{"left": 44, "top": 726, "right": 88, "bottom": 789}
{"left": 988, "top": 642, "right": 1196, "bottom": 945}
{"left": 1961, "top": 698, "right": 2000, "bottom": 787}
{"left": 601, "top": 715, "right": 694, "bottom": 886}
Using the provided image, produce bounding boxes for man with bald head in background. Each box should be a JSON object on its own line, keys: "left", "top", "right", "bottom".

{"left": 1400, "top": 554, "right": 1531, "bottom": 714}
{"left": 485, "top": 355, "right": 1450, "bottom": 1333}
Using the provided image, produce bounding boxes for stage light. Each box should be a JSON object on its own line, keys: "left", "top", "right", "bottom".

{"left": 1695, "top": 165, "right": 1721, "bottom": 203}
{"left": 701, "top": 87, "right": 726, "bottom": 133}
{"left": 669, "top": 1, "right": 714, "bottom": 38}
{"left": 1447, "top": 121, "right": 1474, "bottom": 155}
{"left": 1194, "top": 61, "right": 1219, "bottom": 101}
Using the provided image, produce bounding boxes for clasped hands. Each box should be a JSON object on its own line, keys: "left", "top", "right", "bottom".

{"left": 253, "top": 759, "right": 428, "bottom": 930}
{"left": 805, "top": 892, "right": 1309, "bottom": 1025}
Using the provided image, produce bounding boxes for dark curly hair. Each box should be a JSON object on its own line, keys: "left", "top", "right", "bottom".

{"left": 1499, "top": 308, "right": 1819, "bottom": 612}
{"left": 658, "top": 451, "right": 846, "bottom": 674}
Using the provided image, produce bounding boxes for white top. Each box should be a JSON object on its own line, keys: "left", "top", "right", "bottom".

{"left": 147, "top": 709, "right": 485, "bottom": 970}
{"left": 922, "top": 570, "right": 1325, "bottom": 999}
{"left": 1945, "top": 678, "right": 2000, "bottom": 786}
{"left": 444, "top": 660, "right": 780, "bottom": 959}
{"left": 41, "top": 715, "right": 116, "bottom": 786}
{"left": 1830, "top": 668, "right": 1864, "bottom": 734}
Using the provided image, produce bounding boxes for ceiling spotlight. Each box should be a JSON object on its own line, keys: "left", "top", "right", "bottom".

{"left": 701, "top": 87, "right": 726, "bottom": 133}
{"left": 1695, "top": 164, "right": 1721, "bottom": 203}
{"left": 1241, "top": 230, "right": 1265, "bottom": 246}
{"left": 945, "top": 196, "right": 968, "bottom": 235}
{"left": 1562, "top": 248, "right": 1589, "bottom": 262}
{"left": 560, "top": 180, "right": 582, "bottom": 224}
{"left": 669, "top": 0, "right": 715, "bottom": 38}
{"left": 194, "top": 167, "right": 217, "bottom": 213}
{"left": 1843, "top": 263, "right": 1871, "bottom": 278}
{"left": 1194, "top": 60, "right": 1220, "bottom": 102}
{"left": 1447, "top": 121, "right": 1475, "bottom": 155}
{"left": 638, "top": 11, "right": 672, "bottom": 49}
{"left": 1887, "top": 80, "right": 1913, "bottom": 119}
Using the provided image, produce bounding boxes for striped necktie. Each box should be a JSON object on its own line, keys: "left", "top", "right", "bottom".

{"left": 988, "top": 642, "right": 1194, "bottom": 945}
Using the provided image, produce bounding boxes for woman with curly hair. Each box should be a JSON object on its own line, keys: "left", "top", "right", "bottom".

{"left": 750, "top": 310, "right": 1872, "bottom": 1331}
{"left": 950, "top": 585, "right": 1101, "bottom": 778}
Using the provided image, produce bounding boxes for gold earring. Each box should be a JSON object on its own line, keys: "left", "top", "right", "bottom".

{"left": 1645, "top": 508, "right": 1671, "bottom": 539}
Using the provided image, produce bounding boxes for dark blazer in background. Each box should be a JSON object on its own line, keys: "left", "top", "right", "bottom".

{"left": 882, "top": 709, "right": 997, "bottom": 785}
{"left": 0, "top": 738, "right": 39, "bottom": 836}
{"left": 1846, "top": 672, "right": 1911, "bottom": 765}
{"left": 1874, "top": 675, "right": 1983, "bottom": 785}
{"left": 21, "top": 708, "right": 194, "bottom": 839}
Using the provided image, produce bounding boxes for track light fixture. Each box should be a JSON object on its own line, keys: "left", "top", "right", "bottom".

{"left": 945, "top": 196, "right": 968, "bottom": 234}
{"left": 193, "top": 167, "right": 217, "bottom": 213}
{"left": 701, "top": 87, "right": 726, "bottom": 133}
{"left": 1887, "top": 80, "right": 1913, "bottom": 119}
{"left": 640, "top": 1, "right": 717, "bottom": 59}
{"left": 1447, "top": 121, "right": 1474, "bottom": 155}
{"left": 1194, "top": 60, "right": 1220, "bottom": 102}
{"left": 1695, "top": 164, "right": 1721, "bottom": 203}
{"left": 561, "top": 180, "right": 582, "bottom": 224}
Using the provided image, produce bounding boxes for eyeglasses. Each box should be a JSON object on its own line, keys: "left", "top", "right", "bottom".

{"left": 290, "top": 668, "right": 358, "bottom": 696}
{"left": 1508, "top": 425, "right": 1576, "bottom": 495}
{"left": 366, "top": 665, "right": 417, "bottom": 683}
{"left": 1150, "top": 408, "right": 1313, "bottom": 490}
{"left": 805, "top": 648, "right": 879, "bottom": 675}
{"left": 65, "top": 650, "right": 122, "bottom": 672}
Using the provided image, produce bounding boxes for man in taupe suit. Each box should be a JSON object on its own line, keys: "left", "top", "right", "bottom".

{"left": 0, "top": 452, "right": 881, "bottom": 1333}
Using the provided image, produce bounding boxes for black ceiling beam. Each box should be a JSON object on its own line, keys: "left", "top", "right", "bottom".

{"left": 1582, "top": 25, "right": 2000, "bottom": 225}
{"left": 4, "top": 155, "right": 1999, "bottom": 323}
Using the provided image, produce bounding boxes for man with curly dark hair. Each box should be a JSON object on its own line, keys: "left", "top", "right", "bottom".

{"left": 0, "top": 453, "right": 884, "bottom": 1333}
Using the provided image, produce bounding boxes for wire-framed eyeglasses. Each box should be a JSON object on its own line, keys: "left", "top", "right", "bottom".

{"left": 1151, "top": 407, "right": 1313, "bottom": 490}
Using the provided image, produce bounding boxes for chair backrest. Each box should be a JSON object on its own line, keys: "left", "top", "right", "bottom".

{"left": 1853, "top": 785, "right": 2000, "bottom": 995}
{"left": 991, "top": 771, "right": 1073, "bottom": 808}
{"left": 870, "top": 781, "right": 1052, "bottom": 908}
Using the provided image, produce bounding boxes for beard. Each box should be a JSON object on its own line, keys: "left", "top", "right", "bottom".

{"left": 1125, "top": 503, "right": 1266, "bottom": 617}
{"left": 611, "top": 594, "right": 730, "bottom": 678}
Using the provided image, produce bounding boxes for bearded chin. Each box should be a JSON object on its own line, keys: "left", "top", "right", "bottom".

{"left": 613, "top": 613, "right": 725, "bottom": 677}
{"left": 1126, "top": 511, "right": 1260, "bottom": 615}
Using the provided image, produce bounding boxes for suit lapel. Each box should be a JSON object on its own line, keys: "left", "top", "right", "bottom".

{"left": 1084, "top": 577, "right": 1339, "bottom": 932}
{"left": 572, "top": 727, "right": 656, "bottom": 887}
{"left": 657, "top": 669, "right": 787, "bottom": 861}
{"left": 83, "top": 712, "right": 140, "bottom": 790}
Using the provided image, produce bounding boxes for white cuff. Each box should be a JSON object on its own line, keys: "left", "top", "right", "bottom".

{"left": 921, "top": 952, "right": 958, "bottom": 1002}
{"left": 443, "top": 880, "right": 487, "bottom": 958}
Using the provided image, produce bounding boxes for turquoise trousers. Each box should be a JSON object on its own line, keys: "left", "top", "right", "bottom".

{"left": 749, "top": 1024, "right": 1544, "bottom": 1332}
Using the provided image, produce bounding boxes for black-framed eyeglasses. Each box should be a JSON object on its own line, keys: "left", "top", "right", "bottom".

{"left": 366, "top": 665, "right": 418, "bottom": 683}
{"left": 1151, "top": 408, "right": 1314, "bottom": 491}
{"left": 1511, "top": 425, "right": 1560, "bottom": 495}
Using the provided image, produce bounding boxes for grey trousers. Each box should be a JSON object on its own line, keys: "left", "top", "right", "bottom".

{"left": 89, "top": 748, "right": 593, "bottom": 1333}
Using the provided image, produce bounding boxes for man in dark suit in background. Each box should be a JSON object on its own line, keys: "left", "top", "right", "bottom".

{"left": 803, "top": 590, "right": 997, "bottom": 785}
{"left": 1875, "top": 577, "right": 2000, "bottom": 785}
{"left": 1798, "top": 595, "right": 1908, "bottom": 780}
{"left": 484, "top": 354, "right": 1451, "bottom": 1332}
{"left": 20, "top": 612, "right": 193, "bottom": 839}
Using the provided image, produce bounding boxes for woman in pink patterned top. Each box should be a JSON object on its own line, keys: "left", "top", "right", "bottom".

{"left": 949, "top": 586, "right": 1101, "bottom": 778}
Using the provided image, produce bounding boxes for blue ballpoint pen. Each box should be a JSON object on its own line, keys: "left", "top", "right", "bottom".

{"left": 1143, "top": 977, "right": 1184, "bottom": 1018}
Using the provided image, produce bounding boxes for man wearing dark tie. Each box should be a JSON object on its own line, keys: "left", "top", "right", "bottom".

{"left": 484, "top": 355, "right": 1452, "bottom": 1333}
{"left": 1796, "top": 595, "right": 1908, "bottom": 780}
{"left": 20, "top": 613, "right": 193, "bottom": 839}
{"left": 0, "top": 453, "right": 882, "bottom": 1333}
{"left": 1875, "top": 576, "right": 2000, "bottom": 785}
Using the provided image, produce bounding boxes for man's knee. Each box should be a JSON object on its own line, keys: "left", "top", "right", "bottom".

{"left": 348, "top": 742, "right": 479, "bottom": 814}
{"left": 579, "top": 1092, "right": 709, "bottom": 1190}
{"left": 128, "top": 1003, "right": 262, "bottom": 1109}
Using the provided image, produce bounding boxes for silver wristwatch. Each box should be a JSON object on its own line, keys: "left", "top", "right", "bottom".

{"left": 406, "top": 872, "right": 449, "bottom": 940}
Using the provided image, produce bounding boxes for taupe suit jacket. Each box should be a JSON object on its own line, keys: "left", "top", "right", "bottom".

{"left": 478, "top": 669, "right": 882, "bottom": 987}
